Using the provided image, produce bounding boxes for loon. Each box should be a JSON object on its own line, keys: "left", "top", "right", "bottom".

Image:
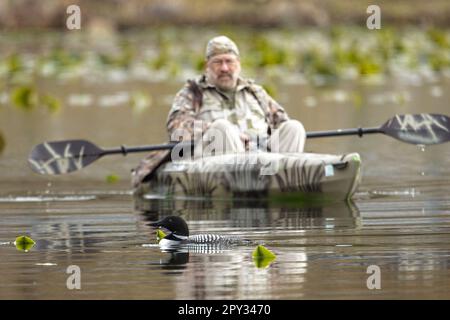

{"left": 149, "top": 215, "right": 252, "bottom": 251}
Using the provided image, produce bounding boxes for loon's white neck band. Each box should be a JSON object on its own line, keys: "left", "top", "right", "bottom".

{"left": 165, "top": 233, "right": 189, "bottom": 241}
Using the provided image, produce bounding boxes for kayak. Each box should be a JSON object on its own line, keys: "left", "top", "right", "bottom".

{"left": 133, "top": 151, "right": 361, "bottom": 203}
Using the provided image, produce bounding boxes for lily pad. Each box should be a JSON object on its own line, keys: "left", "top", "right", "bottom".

{"left": 11, "top": 86, "right": 37, "bottom": 110}
{"left": 41, "top": 94, "right": 61, "bottom": 113}
{"left": 14, "top": 235, "right": 35, "bottom": 252}
{"left": 252, "top": 245, "right": 276, "bottom": 269}
{"left": 156, "top": 229, "right": 166, "bottom": 242}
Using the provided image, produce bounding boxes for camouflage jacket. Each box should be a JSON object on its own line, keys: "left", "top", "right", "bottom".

{"left": 132, "top": 75, "right": 289, "bottom": 187}
{"left": 167, "top": 75, "right": 289, "bottom": 140}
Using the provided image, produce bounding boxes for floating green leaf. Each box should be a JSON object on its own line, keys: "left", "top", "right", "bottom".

{"left": 156, "top": 229, "right": 166, "bottom": 242}
{"left": 11, "top": 86, "right": 37, "bottom": 110}
{"left": 252, "top": 245, "right": 276, "bottom": 269}
{"left": 41, "top": 94, "right": 61, "bottom": 113}
{"left": 106, "top": 174, "right": 120, "bottom": 184}
{"left": 14, "top": 235, "right": 35, "bottom": 252}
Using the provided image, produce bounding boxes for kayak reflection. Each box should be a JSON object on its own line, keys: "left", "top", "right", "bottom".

{"left": 139, "top": 198, "right": 360, "bottom": 233}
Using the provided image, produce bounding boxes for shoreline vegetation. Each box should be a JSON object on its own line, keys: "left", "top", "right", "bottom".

{"left": 0, "top": 0, "right": 449, "bottom": 30}
{"left": 2, "top": 26, "right": 449, "bottom": 84}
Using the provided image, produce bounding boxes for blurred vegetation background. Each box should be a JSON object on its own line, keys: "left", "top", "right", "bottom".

{"left": 1, "top": 0, "right": 448, "bottom": 113}
{"left": 1, "top": 0, "right": 449, "bottom": 120}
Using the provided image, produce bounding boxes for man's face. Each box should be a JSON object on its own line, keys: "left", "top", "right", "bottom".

{"left": 206, "top": 53, "right": 241, "bottom": 91}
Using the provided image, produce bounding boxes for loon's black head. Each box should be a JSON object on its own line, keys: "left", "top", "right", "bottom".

{"left": 149, "top": 216, "right": 189, "bottom": 237}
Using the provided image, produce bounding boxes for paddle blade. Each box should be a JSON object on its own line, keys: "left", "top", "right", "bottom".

{"left": 381, "top": 114, "right": 450, "bottom": 145}
{"left": 28, "top": 140, "right": 103, "bottom": 175}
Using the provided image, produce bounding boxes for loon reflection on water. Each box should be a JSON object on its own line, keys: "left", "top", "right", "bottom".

{"left": 142, "top": 199, "right": 360, "bottom": 255}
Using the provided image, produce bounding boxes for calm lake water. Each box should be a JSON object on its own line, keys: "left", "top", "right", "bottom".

{"left": 1, "top": 31, "right": 450, "bottom": 299}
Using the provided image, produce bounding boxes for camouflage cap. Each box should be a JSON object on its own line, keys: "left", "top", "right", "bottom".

{"left": 205, "top": 36, "right": 240, "bottom": 60}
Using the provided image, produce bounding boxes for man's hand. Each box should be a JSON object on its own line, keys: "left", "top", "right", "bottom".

{"left": 240, "top": 133, "right": 250, "bottom": 150}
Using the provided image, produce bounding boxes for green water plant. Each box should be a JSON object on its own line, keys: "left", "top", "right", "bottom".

{"left": 48, "top": 49, "right": 83, "bottom": 69}
{"left": 357, "top": 55, "right": 382, "bottom": 76}
{"left": 252, "top": 35, "right": 290, "bottom": 68}
{"left": 11, "top": 86, "right": 61, "bottom": 113}
{"left": 99, "top": 42, "right": 134, "bottom": 69}
{"left": 428, "top": 51, "right": 450, "bottom": 71}
{"left": 6, "top": 53, "right": 23, "bottom": 74}
{"left": 427, "top": 28, "right": 449, "bottom": 49}
{"left": 14, "top": 235, "right": 35, "bottom": 252}
{"left": 192, "top": 53, "right": 205, "bottom": 72}
{"left": 252, "top": 244, "right": 276, "bottom": 269}
{"left": 150, "top": 34, "right": 172, "bottom": 71}
{"left": 156, "top": 229, "right": 166, "bottom": 242}
{"left": 11, "top": 85, "right": 37, "bottom": 110}
{"left": 41, "top": 94, "right": 61, "bottom": 113}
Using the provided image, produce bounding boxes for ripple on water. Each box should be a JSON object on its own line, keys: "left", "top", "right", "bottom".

{"left": 0, "top": 195, "right": 97, "bottom": 203}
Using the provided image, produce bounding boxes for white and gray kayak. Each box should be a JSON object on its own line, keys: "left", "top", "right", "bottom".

{"left": 134, "top": 151, "right": 361, "bottom": 203}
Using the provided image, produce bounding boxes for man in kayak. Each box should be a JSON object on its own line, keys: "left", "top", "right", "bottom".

{"left": 132, "top": 36, "right": 306, "bottom": 185}
{"left": 167, "top": 35, "right": 306, "bottom": 157}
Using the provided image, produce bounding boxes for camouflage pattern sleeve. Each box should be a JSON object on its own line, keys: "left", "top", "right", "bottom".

{"left": 266, "top": 91, "right": 290, "bottom": 130}
{"left": 250, "top": 84, "right": 290, "bottom": 131}
{"left": 166, "top": 84, "right": 207, "bottom": 141}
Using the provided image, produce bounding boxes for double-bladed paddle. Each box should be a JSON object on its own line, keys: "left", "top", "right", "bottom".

{"left": 28, "top": 113, "right": 450, "bottom": 175}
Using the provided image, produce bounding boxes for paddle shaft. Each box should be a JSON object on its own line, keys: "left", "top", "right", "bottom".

{"left": 102, "top": 127, "right": 384, "bottom": 156}
{"left": 306, "top": 127, "right": 383, "bottom": 138}
{"left": 99, "top": 127, "right": 384, "bottom": 157}
{"left": 101, "top": 127, "right": 382, "bottom": 155}
{"left": 101, "top": 142, "right": 179, "bottom": 156}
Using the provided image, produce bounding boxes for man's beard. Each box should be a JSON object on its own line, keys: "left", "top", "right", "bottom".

{"left": 207, "top": 70, "right": 238, "bottom": 91}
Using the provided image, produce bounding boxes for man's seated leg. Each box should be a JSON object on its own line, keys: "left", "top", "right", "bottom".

{"left": 199, "top": 119, "right": 245, "bottom": 157}
{"left": 268, "top": 120, "right": 306, "bottom": 153}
